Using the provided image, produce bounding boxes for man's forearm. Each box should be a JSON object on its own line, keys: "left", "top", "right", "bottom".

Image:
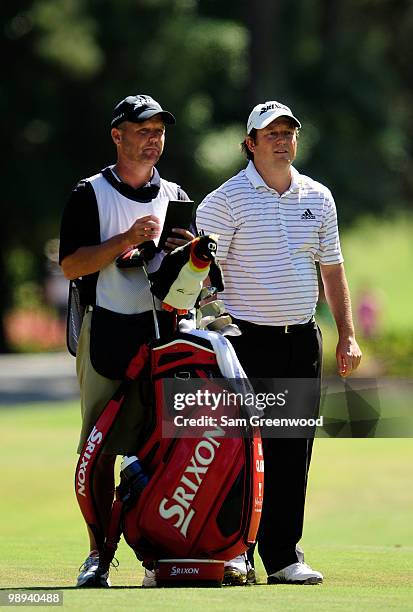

{"left": 61, "top": 233, "right": 130, "bottom": 280}
{"left": 320, "top": 263, "right": 355, "bottom": 337}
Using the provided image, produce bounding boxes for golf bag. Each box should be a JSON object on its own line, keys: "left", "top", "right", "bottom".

{"left": 75, "top": 330, "right": 264, "bottom": 586}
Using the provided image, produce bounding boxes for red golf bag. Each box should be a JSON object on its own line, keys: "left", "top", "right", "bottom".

{"left": 75, "top": 330, "right": 263, "bottom": 586}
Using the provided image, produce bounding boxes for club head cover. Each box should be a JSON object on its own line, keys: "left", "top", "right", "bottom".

{"left": 116, "top": 241, "right": 157, "bottom": 268}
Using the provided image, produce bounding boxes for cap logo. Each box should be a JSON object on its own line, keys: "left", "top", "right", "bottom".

{"left": 133, "top": 95, "right": 155, "bottom": 111}
{"left": 259, "top": 102, "right": 290, "bottom": 115}
{"left": 112, "top": 112, "right": 124, "bottom": 124}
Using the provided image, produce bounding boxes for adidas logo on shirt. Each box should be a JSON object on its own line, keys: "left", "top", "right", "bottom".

{"left": 301, "top": 208, "right": 316, "bottom": 220}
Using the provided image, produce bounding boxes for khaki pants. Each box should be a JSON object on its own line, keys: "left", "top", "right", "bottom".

{"left": 76, "top": 311, "right": 153, "bottom": 454}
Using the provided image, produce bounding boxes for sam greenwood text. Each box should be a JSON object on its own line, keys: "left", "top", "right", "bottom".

{"left": 174, "top": 415, "right": 324, "bottom": 428}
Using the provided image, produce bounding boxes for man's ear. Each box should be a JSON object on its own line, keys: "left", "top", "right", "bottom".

{"left": 111, "top": 127, "right": 122, "bottom": 146}
{"left": 245, "top": 135, "right": 255, "bottom": 154}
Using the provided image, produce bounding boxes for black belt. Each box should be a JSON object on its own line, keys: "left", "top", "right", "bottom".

{"left": 231, "top": 316, "right": 316, "bottom": 334}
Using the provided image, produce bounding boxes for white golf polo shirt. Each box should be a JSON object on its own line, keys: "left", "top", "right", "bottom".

{"left": 196, "top": 161, "right": 343, "bottom": 326}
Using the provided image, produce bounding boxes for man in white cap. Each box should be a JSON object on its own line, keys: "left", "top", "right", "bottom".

{"left": 196, "top": 100, "right": 361, "bottom": 585}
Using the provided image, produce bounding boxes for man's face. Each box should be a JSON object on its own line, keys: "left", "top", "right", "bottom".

{"left": 112, "top": 115, "right": 166, "bottom": 166}
{"left": 247, "top": 118, "right": 298, "bottom": 168}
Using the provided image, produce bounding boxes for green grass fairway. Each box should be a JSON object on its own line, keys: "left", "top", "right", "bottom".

{"left": 1, "top": 401, "right": 412, "bottom": 610}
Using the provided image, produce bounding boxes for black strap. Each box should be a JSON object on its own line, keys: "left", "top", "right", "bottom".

{"left": 101, "top": 166, "right": 160, "bottom": 202}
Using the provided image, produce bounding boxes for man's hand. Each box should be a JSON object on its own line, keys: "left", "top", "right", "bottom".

{"left": 61, "top": 214, "right": 161, "bottom": 280}
{"left": 164, "top": 228, "right": 195, "bottom": 252}
{"left": 336, "top": 336, "right": 362, "bottom": 377}
{"left": 124, "top": 214, "right": 161, "bottom": 246}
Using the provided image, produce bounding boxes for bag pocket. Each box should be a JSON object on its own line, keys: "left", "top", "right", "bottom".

{"left": 89, "top": 306, "right": 157, "bottom": 379}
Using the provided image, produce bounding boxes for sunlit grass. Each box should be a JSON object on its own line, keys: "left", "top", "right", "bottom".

{"left": 0, "top": 402, "right": 412, "bottom": 610}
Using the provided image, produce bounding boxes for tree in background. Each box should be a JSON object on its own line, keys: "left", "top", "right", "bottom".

{"left": 1, "top": 0, "right": 412, "bottom": 351}
{"left": 1, "top": 0, "right": 249, "bottom": 350}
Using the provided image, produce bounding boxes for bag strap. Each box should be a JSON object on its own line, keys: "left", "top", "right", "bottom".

{"left": 74, "top": 342, "right": 150, "bottom": 551}
{"left": 97, "top": 498, "right": 124, "bottom": 576}
{"left": 66, "top": 280, "right": 85, "bottom": 356}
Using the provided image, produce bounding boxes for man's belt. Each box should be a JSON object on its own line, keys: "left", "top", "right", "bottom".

{"left": 279, "top": 317, "right": 316, "bottom": 334}
{"left": 232, "top": 316, "right": 316, "bottom": 334}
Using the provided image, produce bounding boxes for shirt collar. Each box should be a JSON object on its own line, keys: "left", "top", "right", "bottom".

{"left": 245, "top": 161, "right": 301, "bottom": 194}
{"left": 102, "top": 165, "right": 161, "bottom": 202}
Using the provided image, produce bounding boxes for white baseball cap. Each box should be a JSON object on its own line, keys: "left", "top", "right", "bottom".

{"left": 247, "top": 100, "right": 301, "bottom": 134}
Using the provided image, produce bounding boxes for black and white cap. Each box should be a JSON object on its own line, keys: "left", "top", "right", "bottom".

{"left": 111, "top": 95, "right": 176, "bottom": 128}
{"left": 247, "top": 100, "right": 301, "bottom": 134}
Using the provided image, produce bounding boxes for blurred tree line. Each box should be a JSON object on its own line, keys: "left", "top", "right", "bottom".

{"left": 1, "top": 0, "right": 412, "bottom": 352}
